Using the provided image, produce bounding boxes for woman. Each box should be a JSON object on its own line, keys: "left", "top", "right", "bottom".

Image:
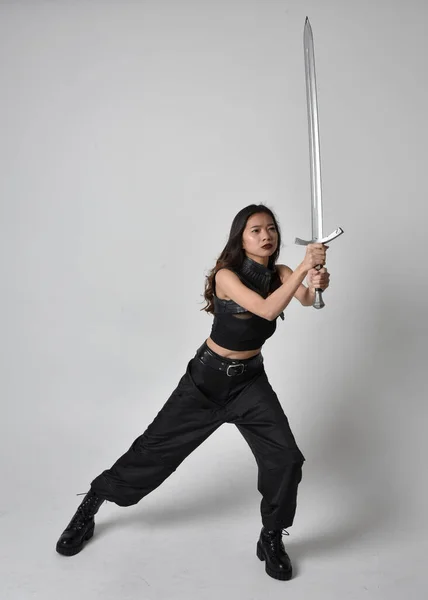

{"left": 56, "top": 203, "right": 329, "bottom": 581}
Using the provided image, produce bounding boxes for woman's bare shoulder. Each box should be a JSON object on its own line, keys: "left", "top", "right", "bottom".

{"left": 276, "top": 264, "right": 293, "bottom": 283}
{"left": 214, "top": 267, "right": 233, "bottom": 300}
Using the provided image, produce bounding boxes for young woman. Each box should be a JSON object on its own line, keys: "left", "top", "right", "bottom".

{"left": 56, "top": 204, "right": 329, "bottom": 581}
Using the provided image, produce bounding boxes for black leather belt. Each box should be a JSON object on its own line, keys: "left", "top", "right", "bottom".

{"left": 196, "top": 344, "right": 263, "bottom": 377}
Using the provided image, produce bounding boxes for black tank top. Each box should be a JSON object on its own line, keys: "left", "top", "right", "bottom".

{"left": 209, "top": 256, "right": 285, "bottom": 351}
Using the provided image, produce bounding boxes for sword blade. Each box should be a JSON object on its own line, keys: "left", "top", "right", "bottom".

{"left": 304, "top": 17, "right": 323, "bottom": 241}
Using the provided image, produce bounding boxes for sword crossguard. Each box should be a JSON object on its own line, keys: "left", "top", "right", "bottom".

{"left": 294, "top": 227, "right": 344, "bottom": 246}
{"left": 294, "top": 227, "right": 344, "bottom": 309}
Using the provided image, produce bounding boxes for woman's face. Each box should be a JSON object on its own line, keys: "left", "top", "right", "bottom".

{"left": 242, "top": 213, "right": 278, "bottom": 264}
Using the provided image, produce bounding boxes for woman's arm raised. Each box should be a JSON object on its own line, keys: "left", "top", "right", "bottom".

{"left": 214, "top": 269, "right": 269, "bottom": 319}
{"left": 215, "top": 264, "right": 309, "bottom": 321}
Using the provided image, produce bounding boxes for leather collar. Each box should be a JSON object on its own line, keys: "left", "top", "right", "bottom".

{"left": 236, "top": 256, "right": 278, "bottom": 298}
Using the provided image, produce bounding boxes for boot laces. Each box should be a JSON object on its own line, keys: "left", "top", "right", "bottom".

{"left": 265, "top": 528, "right": 289, "bottom": 538}
{"left": 70, "top": 492, "right": 105, "bottom": 529}
{"left": 278, "top": 528, "right": 289, "bottom": 537}
{"left": 264, "top": 528, "right": 289, "bottom": 552}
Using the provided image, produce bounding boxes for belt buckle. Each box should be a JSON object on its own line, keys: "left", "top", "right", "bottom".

{"left": 226, "top": 363, "right": 245, "bottom": 377}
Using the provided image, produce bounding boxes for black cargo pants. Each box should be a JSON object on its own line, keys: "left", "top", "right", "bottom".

{"left": 90, "top": 341, "right": 305, "bottom": 530}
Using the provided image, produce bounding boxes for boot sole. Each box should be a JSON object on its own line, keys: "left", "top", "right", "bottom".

{"left": 56, "top": 523, "right": 95, "bottom": 556}
{"left": 256, "top": 540, "right": 293, "bottom": 581}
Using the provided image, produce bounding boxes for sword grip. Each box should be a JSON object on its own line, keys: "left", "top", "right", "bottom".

{"left": 313, "top": 288, "right": 325, "bottom": 309}
{"left": 313, "top": 264, "right": 325, "bottom": 309}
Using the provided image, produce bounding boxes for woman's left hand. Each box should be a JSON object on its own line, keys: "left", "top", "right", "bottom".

{"left": 307, "top": 267, "right": 330, "bottom": 291}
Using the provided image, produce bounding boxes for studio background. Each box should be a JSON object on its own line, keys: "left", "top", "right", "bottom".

{"left": 1, "top": 1, "right": 426, "bottom": 599}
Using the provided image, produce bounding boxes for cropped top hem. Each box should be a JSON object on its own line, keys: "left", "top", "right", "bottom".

{"left": 208, "top": 334, "right": 265, "bottom": 352}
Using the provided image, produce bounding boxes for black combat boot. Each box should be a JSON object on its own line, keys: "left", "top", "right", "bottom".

{"left": 256, "top": 526, "right": 293, "bottom": 580}
{"left": 56, "top": 489, "right": 106, "bottom": 556}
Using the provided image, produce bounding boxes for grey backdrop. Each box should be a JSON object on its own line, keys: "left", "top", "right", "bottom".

{"left": 1, "top": 1, "right": 426, "bottom": 599}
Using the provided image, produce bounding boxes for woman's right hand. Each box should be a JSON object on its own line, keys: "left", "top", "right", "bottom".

{"left": 301, "top": 243, "right": 329, "bottom": 272}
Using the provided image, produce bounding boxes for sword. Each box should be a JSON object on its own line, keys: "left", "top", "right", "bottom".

{"left": 295, "top": 17, "right": 344, "bottom": 309}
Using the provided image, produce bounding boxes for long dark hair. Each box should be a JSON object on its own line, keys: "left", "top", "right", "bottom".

{"left": 200, "top": 204, "right": 282, "bottom": 315}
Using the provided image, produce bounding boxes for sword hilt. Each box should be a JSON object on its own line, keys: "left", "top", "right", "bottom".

{"left": 295, "top": 227, "right": 344, "bottom": 310}
{"left": 313, "top": 264, "right": 325, "bottom": 310}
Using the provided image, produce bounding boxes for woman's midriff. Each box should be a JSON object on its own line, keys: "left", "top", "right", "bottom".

{"left": 205, "top": 337, "right": 262, "bottom": 360}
